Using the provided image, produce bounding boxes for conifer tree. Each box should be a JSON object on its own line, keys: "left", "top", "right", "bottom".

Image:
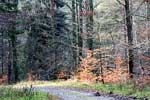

{"left": 26, "top": 0, "right": 69, "bottom": 80}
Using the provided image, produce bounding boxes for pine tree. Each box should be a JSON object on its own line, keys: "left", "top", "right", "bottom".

{"left": 26, "top": 0, "right": 69, "bottom": 80}
{"left": 0, "top": 0, "right": 19, "bottom": 83}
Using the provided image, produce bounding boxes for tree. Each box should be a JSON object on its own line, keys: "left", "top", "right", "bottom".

{"left": 9, "top": 32, "right": 19, "bottom": 82}
{"left": 146, "top": 0, "right": 149, "bottom": 46}
{"left": 87, "top": 0, "right": 94, "bottom": 50}
{"left": 72, "top": 0, "right": 78, "bottom": 66}
{"left": 0, "top": 0, "right": 19, "bottom": 83}
{"left": 124, "top": 0, "right": 134, "bottom": 77}
{"left": 0, "top": 32, "right": 4, "bottom": 74}
{"left": 26, "top": 0, "right": 69, "bottom": 80}
{"left": 78, "top": 0, "right": 83, "bottom": 56}
{"left": 8, "top": 39, "right": 12, "bottom": 84}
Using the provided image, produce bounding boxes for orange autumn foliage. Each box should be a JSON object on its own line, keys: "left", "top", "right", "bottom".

{"left": 0, "top": 75, "right": 7, "bottom": 84}
{"left": 56, "top": 71, "right": 65, "bottom": 79}
{"left": 74, "top": 50, "right": 130, "bottom": 83}
{"left": 74, "top": 51, "right": 98, "bottom": 82}
{"left": 100, "top": 67, "right": 129, "bottom": 83}
{"left": 99, "top": 55, "right": 129, "bottom": 83}
{"left": 27, "top": 72, "right": 33, "bottom": 81}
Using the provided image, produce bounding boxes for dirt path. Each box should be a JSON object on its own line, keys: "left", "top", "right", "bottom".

{"left": 34, "top": 86, "right": 115, "bottom": 100}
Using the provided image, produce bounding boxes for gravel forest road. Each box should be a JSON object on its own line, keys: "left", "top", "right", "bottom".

{"left": 34, "top": 86, "right": 115, "bottom": 100}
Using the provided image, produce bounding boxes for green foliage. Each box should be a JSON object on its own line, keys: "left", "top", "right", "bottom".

{"left": 67, "top": 82, "right": 150, "bottom": 99}
{"left": 31, "top": 80, "right": 149, "bottom": 99}
{"left": 14, "top": 81, "right": 150, "bottom": 99}
{"left": 0, "top": 86, "right": 59, "bottom": 100}
{"left": 17, "top": 45, "right": 27, "bottom": 80}
{"left": 0, "top": 3, "right": 18, "bottom": 12}
{"left": 26, "top": 0, "right": 71, "bottom": 80}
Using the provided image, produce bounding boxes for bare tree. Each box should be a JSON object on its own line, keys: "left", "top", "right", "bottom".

{"left": 124, "top": 0, "right": 134, "bottom": 77}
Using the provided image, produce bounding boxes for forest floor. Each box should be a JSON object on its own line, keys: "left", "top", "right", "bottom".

{"left": 11, "top": 80, "right": 149, "bottom": 100}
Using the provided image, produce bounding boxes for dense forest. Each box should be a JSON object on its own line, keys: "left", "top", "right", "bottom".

{"left": 0, "top": 0, "right": 149, "bottom": 85}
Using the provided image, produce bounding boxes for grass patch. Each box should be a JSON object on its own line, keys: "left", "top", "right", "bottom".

{"left": 0, "top": 86, "right": 60, "bottom": 100}
{"left": 63, "top": 81, "right": 150, "bottom": 99}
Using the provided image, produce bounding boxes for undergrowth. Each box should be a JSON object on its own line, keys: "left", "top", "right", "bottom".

{"left": 0, "top": 86, "right": 59, "bottom": 100}
{"left": 65, "top": 81, "right": 150, "bottom": 99}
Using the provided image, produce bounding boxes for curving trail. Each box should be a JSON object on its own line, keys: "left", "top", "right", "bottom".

{"left": 34, "top": 86, "right": 115, "bottom": 100}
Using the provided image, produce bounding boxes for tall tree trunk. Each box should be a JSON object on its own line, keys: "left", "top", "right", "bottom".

{"left": 146, "top": 0, "right": 150, "bottom": 50}
{"left": 1, "top": 32, "right": 4, "bottom": 74}
{"left": 124, "top": 0, "right": 134, "bottom": 77}
{"left": 11, "top": 35, "right": 18, "bottom": 82}
{"left": 76, "top": 0, "right": 80, "bottom": 64}
{"left": 147, "top": 1, "right": 150, "bottom": 21}
{"left": 87, "top": 0, "right": 94, "bottom": 50}
{"left": 50, "top": 0, "right": 57, "bottom": 70}
{"left": 72, "top": 0, "right": 78, "bottom": 67}
{"left": 78, "top": 0, "right": 83, "bottom": 56}
{"left": 8, "top": 39, "right": 12, "bottom": 84}
{"left": 97, "top": 33, "right": 104, "bottom": 84}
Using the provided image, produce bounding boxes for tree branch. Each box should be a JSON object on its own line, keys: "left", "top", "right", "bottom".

{"left": 94, "top": 1, "right": 102, "bottom": 9}
{"left": 116, "top": 0, "right": 125, "bottom": 6}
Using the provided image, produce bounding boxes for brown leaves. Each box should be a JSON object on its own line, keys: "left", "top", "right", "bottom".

{"left": 136, "top": 76, "right": 150, "bottom": 89}
{"left": 114, "top": 55, "right": 123, "bottom": 68}
{"left": 0, "top": 75, "right": 7, "bottom": 84}
{"left": 27, "top": 72, "right": 33, "bottom": 81}
{"left": 56, "top": 71, "right": 65, "bottom": 79}
{"left": 101, "top": 67, "right": 129, "bottom": 83}
{"left": 75, "top": 50, "right": 98, "bottom": 82}
{"left": 75, "top": 51, "right": 130, "bottom": 83}
{"left": 140, "top": 53, "right": 150, "bottom": 61}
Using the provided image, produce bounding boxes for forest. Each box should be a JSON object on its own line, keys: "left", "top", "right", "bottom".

{"left": 0, "top": 0, "right": 149, "bottom": 100}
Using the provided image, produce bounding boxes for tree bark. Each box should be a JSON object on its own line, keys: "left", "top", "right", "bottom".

{"left": 76, "top": 0, "right": 80, "bottom": 64}
{"left": 78, "top": 0, "right": 83, "bottom": 56}
{"left": 147, "top": 1, "right": 150, "bottom": 21}
{"left": 72, "top": 0, "right": 78, "bottom": 67}
{"left": 1, "top": 32, "right": 4, "bottom": 74}
{"left": 87, "top": 0, "right": 94, "bottom": 50}
{"left": 11, "top": 35, "right": 18, "bottom": 82}
{"left": 8, "top": 39, "right": 12, "bottom": 84}
{"left": 146, "top": 0, "right": 150, "bottom": 50}
{"left": 124, "top": 0, "right": 134, "bottom": 77}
